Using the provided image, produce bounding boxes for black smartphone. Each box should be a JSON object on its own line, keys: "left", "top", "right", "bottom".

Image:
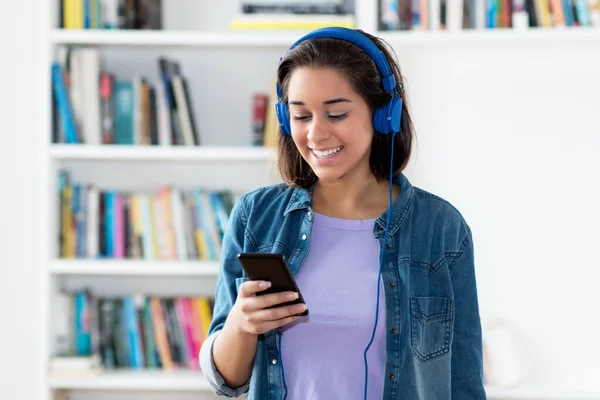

{"left": 237, "top": 252, "right": 308, "bottom": 316}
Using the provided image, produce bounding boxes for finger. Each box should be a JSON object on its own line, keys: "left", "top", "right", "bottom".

{"left": 238, "top": 280, "right": 272, "bottom": 297}
{"left": 251, "top": 303, "right": 308, "bottom": 322}
{"left": 255, "top": 315, "right": 301, "bottom": 333}
{"left": 246, "top": 290, "right": 299, "bottom": 310}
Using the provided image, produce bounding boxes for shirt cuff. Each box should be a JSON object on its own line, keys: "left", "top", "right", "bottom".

{"left": 199, "top": 330, "right": 251, "bottom": 397}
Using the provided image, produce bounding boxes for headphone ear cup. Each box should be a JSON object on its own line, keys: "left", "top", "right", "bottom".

{"left": 373, "top": 97, "right": 402, "bottom": 135}
{"left": 276, "top": 102, "right": 291, "bottom": 137}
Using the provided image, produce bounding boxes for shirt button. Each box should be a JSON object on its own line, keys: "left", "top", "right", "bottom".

{"left": 390, "top": 328, "right": 397, "bottom": 334}
{"left": 272, "top": 359, "right": 278, "bottom": 365}
{"left": 388, "top": 373, "right": 395, "bottom": 380}
{"left": 385, "top": 243, "right": 392, "bottom": 250}
{"left": 301, "top": 234, "right": 307, "bottom": 240}
{"left": 377, "top": 225, "right": 384, "bottom": 231}
{"left": 388, "top": 282, "right": 395, "bottom": 288}
{"left": 307, "top": 211, "right": 312, "bottom": 218}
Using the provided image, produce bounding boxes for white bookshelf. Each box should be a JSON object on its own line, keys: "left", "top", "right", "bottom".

{"left": 50, "top": 29, "right": 309, "bottom": 47}
{"left": 48, "top": 260, "right": 220, "bottom": 277}
{"left": 49, "top": 144, "right": 275, "bottom": 162}
{"left": 39, "top": 1, "right": 600, "bottom": 400}
{"left": 49, "top": 370, "right": 210, "bottom": 391}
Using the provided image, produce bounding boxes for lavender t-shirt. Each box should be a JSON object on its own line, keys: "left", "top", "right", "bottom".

{"left": 280, "top": 212, "right": 386, "bottom": 399}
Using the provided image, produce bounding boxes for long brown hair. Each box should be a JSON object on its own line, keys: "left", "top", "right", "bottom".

{"left": 276, "top": 29, "right": 415, "bottom": 188}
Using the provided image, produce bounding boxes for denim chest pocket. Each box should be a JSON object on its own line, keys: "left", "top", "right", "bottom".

{"left": 410, "top": 296, "right": 452, "bottom": 362}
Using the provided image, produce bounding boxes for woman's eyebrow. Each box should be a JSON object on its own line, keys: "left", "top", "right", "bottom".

{"left": 288, "top": 98, "right": 352, "bottom": 106}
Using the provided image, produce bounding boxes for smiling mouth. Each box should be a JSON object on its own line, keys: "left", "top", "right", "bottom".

{"left": 311, "top": 146, "right": 343, "bottom": 159}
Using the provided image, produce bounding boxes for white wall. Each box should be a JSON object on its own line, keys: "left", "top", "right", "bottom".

{"left": 0, "top": 0, "right": 41, "bottom": 399}
{"left": 395, "top": 36, "right": 600, "bottom": 392}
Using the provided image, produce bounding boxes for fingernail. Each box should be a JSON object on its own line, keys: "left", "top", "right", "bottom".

{"left": 260, "top": 281, "right": 271, "bottom": 289}
{"left": 295, "top": 303, "right": 307, "bottom": 312}
{"left": 287, "top": 292, "right": 299, "bottom": 300}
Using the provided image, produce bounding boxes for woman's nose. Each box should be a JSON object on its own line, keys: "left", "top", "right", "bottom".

{"left": 306, "top": 116, "right": 330, "bottom": 143}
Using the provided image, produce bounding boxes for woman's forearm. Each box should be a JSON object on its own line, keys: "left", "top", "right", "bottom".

{"left": 212, "top": 308, "right": 258, "bottom": 389}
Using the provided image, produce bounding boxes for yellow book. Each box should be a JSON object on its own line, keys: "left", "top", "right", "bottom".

{"left": 64, "top": 0, "right": 83, "bottom": 29}
{"left": 131, "top": 195, "right": 144, "bottom": 258}
{"left": 263, "top": 78, "right": 279, "bottom": 148}
{"left": 195, "top": 297, "right": 213, "bottom": 339}
{"left": 535, "top": 0, "right": 553, "bottom": 26}
{"left": 195, "top": 230, "right": 209, "bottom": 261}
{"left": 61, "top": 184, "right": 73, "bottom": 258}
{"left": 148, "top": 195, "right": 160, "bottom": 259}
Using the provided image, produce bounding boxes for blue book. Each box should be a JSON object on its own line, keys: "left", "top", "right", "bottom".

{"left": 105, "top": 191, "right": 114, "bottom": 257}
{"left": 124, "top": 296, "right": 144, "bottom": 369}
{"left": 114, "top": 81, "right": 134, "bottom": 144}
{"left": 51, "top": 63, "right": 79, "bottom": 144}
{"left": 75, "top": 291, "right": 91, "bottom": 355}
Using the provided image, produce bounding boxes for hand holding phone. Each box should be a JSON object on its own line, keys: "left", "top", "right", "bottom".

{"left": 232, "top": 253, "right": 308, "bottom": 336}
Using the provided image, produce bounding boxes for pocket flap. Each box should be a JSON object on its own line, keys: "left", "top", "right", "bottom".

{"left": 410, "top": 297, "right": 452, "bottom": 322}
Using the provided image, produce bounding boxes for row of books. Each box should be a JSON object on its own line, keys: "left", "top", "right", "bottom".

{"left": 58, "top": 170, "right": 236, "bottom": 261}
{"left": 378, "top": 0, "right": 600, "bottom": 30}
{"left": 60, "top": 0, "right": 162, "bottom": 30}
{"left": 53, "top": 290, "right": 213, "bottom": 373}
{"left": 52, "top": 47, "right": 200, "bottom": 146}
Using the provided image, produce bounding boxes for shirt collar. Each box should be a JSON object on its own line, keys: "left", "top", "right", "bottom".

{"left": 283, "top": 172, "right": 415, "bottom": 235}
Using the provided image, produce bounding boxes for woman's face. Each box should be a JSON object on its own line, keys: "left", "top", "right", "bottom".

{"left": 287, "top": 66, "right": 374, "bottom": 185}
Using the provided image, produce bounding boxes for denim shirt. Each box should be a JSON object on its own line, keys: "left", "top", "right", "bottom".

{"left": 199, "top": 172, "right": 487, "bottom": 400}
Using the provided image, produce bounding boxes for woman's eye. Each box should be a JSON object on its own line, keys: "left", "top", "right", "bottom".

{"left": 292, "top": 113, "right": 348, "bottom": 122}
{"left": 329, "top": 113, "right": 348, "bottom": 121}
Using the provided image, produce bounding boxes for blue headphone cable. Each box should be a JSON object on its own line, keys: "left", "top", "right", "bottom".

{"left": 363, "top": 132, "right": 395, "bottom": 400}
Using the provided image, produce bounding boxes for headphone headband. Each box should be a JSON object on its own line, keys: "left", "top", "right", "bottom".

{"left": 285, "top": 27, "right": 396, "bottom": 92}
{"left": 276, "top": 27, "right": 402, "bottom": 136}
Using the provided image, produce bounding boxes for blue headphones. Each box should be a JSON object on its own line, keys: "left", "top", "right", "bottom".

{"left": 275, "top": 26, "right": 403, "bottom": 137}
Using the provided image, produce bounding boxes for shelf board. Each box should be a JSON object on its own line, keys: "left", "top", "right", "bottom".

{"left": 46, "top": 372, "right": 600, "bottom": 397}
{"left": 379, "top": 27, "right": 600, "bottom": 44}
{"left": 48, "top": 144, "right": 275, "bottom": 162}
{"left": 485, "top": 384, "right": 600, "bottom": 400}
{"left": 51, "top": 29, "right": 303, "bottom": 47}
{"left": 48, "top": 370, "right": 211, "bottom": 391}
{"left": 49, "top": 259, "right": 220, "bottom": 277}
{"left": 51, "top": 27, "right": 600, "bottom": 48}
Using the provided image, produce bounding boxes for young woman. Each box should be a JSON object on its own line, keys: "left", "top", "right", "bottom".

{"left": 200, "top": 27, "right": 486, "bottom": 400}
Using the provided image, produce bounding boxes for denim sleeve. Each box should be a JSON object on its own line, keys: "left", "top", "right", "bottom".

{"left": 199, "top": 330, "right": 250, "bottom": 397}
{"left": 448, "top": 227, "right": 487, "bottom": 399}
{"left": 199, "top": 197, "right": 251, "bottom": 397}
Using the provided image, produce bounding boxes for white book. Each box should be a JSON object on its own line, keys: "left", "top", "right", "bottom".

{"left": 446, "top": 0, "right": 464, "bottom": 30}
{"left": 155, "top": 83, "right": 172, "bottom": 146}
{"left": 430, "top": 0, "right": 441, "bottom": 30}
{"left": 153, "top": 193, "right": 166, "bottom": 259}
{"left": 86, "top": 186, "right": 98, "bottom": 259}
{"left": 171, "top": 76, "right": 196, "bottom": 146}
{"left": 69, "top": 51, "right": 85, "bottom": 142}
{"left": 171, "top": 189, "right": 189, "bottom": 261}
{"left": 79, "top": 49, "right": 101, "bottom": 145}
{"left": 133, "top": 76, "right": 142, "bottom": 145}
{"left": 102, "top": 0, "right": 118, "bottom": 29}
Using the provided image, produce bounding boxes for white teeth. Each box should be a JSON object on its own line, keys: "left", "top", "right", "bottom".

{"left": 313, "top": 146, "right": 343, "bottom": 158}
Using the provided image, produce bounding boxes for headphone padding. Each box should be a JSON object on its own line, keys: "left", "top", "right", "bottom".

{"left": 276, "top": 102, "right": 291, "bottom": 137}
